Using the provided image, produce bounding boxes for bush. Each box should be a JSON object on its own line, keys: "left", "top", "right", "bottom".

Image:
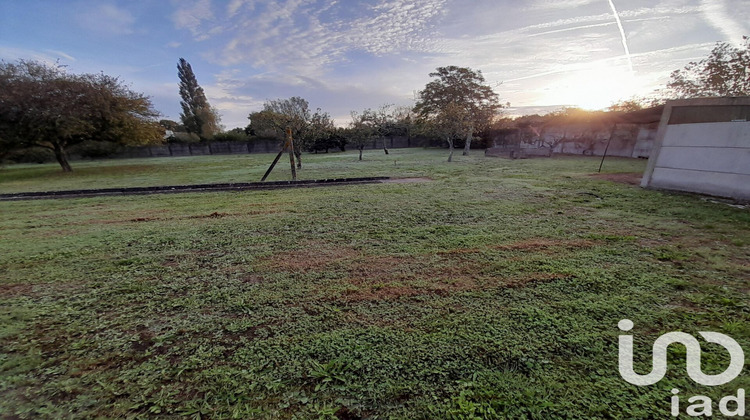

{"left": 6, "top": 147, "right": 55, "bottom": 164}
{"left": 69, "top": 141, "right": 122, "bottom": 159}
{"left": 212, "top": 131, "right": 248, "bottom": 142}
{"left": 169, "top": 132, "right": 201, "bottom": 143}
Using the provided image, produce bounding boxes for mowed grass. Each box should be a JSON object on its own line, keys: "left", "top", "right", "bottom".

{"left": 2, "top": 149, "right": 451, "bottom": 193}
{"left": 1, "top": 149, "right": 749, "bottom": 419}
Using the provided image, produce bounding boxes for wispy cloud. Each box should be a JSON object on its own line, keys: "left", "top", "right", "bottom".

{"left": 523, "top": 0, "right": 598, "bottom": 11}
{"left": 44, "top": 49, "right": 76, "bottom": 61}
{"left": 76, "top": 3, "right": 136, "bottom": 36}
{"left": 172, "top": 0, "right": 216, "bottom": 41}
{"left": 0, "top": 47, "right": 73, "bottom": 65}
{"left": 173, "top": 0, "right": 447, "bottom": 73}
{"left": 700, "top": 0, "right": 748, "bottom": 43}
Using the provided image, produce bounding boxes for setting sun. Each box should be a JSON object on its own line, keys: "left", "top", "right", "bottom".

{"left": 542, "top": 64, "right": 637, "bottom": 110}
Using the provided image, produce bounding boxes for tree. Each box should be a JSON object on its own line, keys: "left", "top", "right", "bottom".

{"left": 666, "top": 36, "right": 749, "bottom": 98}
{"left": 247, "top": 97, "right": 331, "bottom": 169}
{"left": 420, "top": 103, "right": 473, "bottom": 162}
{"left": 249, "top": 97, "right": 308, "bottom": 168}
{"left": 391, "top": 105, "right": 418, "bottom": 146}
{"left": 607, "top": 99, "right": 644, "bottom": 113}
{"left": 306, "top": 109, "right": 336, "bottom": 153}
{"left": 361, "top": 105, "right": 395, "bottom": 155}
{"left": 177, "top": 58, "right": 220, "bottom": 140}
{"left": 414, "top": 66, "right": 502, "bottom": 160}
{"left": 159, "top": 119, "right": 182, "bottom": 132}
{"left": 348, "top": 110, "right": 376, "bottom": 161}
{"left": 0, "top": 60, "right": 162, "bottom": 171}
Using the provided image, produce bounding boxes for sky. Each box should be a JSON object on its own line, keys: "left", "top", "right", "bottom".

{"left": 1, "top": 0, "right": 748, "bottom": 129}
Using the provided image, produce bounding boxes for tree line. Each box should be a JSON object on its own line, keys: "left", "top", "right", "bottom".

{"left": 1, "top": 36, "right": 747, "bottom": 171}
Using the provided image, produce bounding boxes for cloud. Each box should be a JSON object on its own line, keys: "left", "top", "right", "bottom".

{"left": 76, "top": 3, "right": 136, "bottom": 36}
{"left": 700, "top": 0, "right": 749, "bottom": 43}
{"left": 163, "top": 0, "right": 743, "bottom": 128}
{"left": 0, "top": 46, "right": 75, "bottom": 65}
{"left": 523, "top": 0, "right": 598, "bottom": 11}
{"left": 206, "top": 68, "right": 420, "bottom": 128}
{"left": 173, "top": 0, "right": 447, "bottom": 74}
{"left": 172, "top": 0, "right": 216, "bottom": 41}
{"left": 44, "top": 49, "right": 76, "bottom": 62}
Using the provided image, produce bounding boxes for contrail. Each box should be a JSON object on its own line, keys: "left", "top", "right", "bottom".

{"left": 606, "top": 0, "right": 634, "bottom": 73}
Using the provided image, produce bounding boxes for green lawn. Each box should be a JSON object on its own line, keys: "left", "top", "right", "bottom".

{"left": 1, "top": 149, "right": 749, "bottom": 419}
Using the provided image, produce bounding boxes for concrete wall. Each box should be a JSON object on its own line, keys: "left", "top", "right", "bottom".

{"left": 489, "top": 122, "right": 657, "bottom": 158}
{"left": 632, "top": 126, "right": 656, "bottom": 158}
{"left": 641, "top": 97, "right": 750, "bottom": 200}
{"left": 488, "top": 123, "right": 657, "bottom": 158}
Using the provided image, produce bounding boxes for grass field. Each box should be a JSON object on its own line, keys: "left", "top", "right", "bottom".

{"left": 1, "top": 149, "right": 749, "bottom": 419}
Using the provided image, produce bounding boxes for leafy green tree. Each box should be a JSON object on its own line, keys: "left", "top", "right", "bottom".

{"left": 248, "top": 97, "right": 333, "bottom": 168}
{"left": 159, "top": 119, "right": 183, "bottom": 132}
{"left": 667, "top": 36, "right": 749, "bottom": 98}
{"left": 414, "top": 66, "right": 502, "bottom": 160}
{"left": 177, "top": 58, "right": 220, "bottom": 140}
{"left": 306, "top": 109, "right": 336, "bottom": 153}
{"left": 419, "top": 103, "right": 473, "bottom": 162}
{"left": 0, "top": 60, "right": 162, "bottom": 171}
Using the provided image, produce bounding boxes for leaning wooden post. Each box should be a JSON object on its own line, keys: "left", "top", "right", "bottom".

{"left": 260, "top": 142, "right": 287, "bottom": 182}
{"left": 287, "top": 128, "right": 297, "bottom": 181}
{"left": 598, "top": 124, "right": 617, "bottom": 173}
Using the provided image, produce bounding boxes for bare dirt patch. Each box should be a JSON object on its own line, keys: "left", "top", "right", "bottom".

{"left": 260, "top": 241, "right": 362, "bottom": 272}
{"left": 258, "top": 239, "right": 598, "bottom": 301}
{"left": 0, "top": 283, "right": 34, "bottom": 297}
{"left": 589, "top": 172, "right": 642, "bottom": 185}
{"left": 503, "top": 272, "right": 572, "bottom": 288}
{"left": 187, "top": 212, "right": 231, "bottom": 219}
{"left": 0, "top": 282, "right": 82, "bottom": 298}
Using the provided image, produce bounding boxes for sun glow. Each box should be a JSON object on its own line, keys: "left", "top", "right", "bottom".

{"left": 542, "top": 63, "right": 637, "bottom": 110}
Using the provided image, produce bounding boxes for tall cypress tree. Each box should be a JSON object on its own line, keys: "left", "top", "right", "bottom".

{"left": 177, "top": 58, "right": 219, "bottom": 140}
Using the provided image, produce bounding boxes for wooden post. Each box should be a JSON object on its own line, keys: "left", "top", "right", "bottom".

{"left": 260, "top": 128, "right": 298, "bottom": 181}
{"left": 287, "top": 128, "right": 297, "bottom": 181}
{"left": 598, "top": 124, "right": 617, "bottom": 173}
{"left": 260, "top": 145, "right": 287, "bottom": 181}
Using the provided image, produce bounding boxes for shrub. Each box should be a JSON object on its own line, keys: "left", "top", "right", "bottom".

{"left": 169, "top": 132, "right": 201, "bottom": 143}
{"left": 69, "top": 141, "right": 122, "bottom": 159}
{"left": 5, "top": 147, "right": 55, "bottom": 164}
{"left": 212, "top": 130, "right": 248, "bottom": 142}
